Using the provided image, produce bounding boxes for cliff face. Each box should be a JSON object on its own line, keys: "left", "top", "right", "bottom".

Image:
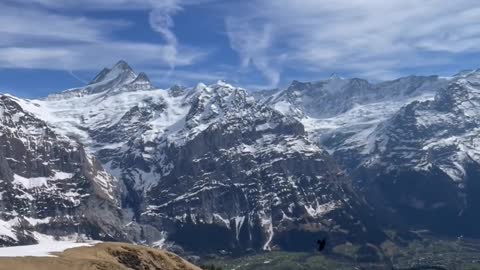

{"left": 350, "top": 76, "right": 480, "bottom": 236}
{"left": 1, "top": 62, "right": 385, "bottom": 253}
{"left": 0, "top": 95, "right": 128, "bottom": 246}
{"left": 138, "top": 84, "right": 383, "bottom": 252}
{"left": 262, "top": 70, "right": 480, "bottom": 237}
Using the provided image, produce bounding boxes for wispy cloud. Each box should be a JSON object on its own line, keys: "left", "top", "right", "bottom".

{"left": 3, "top": 0, "right": 480, "bottom": 90}
{"left": 148, "top": 2, "right": 182, "bottom": 71}
{"left": 224, "top": 0, "right": 480, "bottom": 84}
{"left": 225, "top": 17, "right": 281, "bottom": 88}
{"left": 0, "top": 3, "right": 125, "bottom": 44}
{"left": 0, "top": 1, "right": 207, "bottom": 73}
{"left": 0, "top": 42, "right": 204, "bottom": 70}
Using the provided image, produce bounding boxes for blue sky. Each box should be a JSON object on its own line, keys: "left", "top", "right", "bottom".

{"left": 2, "top": 0, "right": 480, "bottom": 97}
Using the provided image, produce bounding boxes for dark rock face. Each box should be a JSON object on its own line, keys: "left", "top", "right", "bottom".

{"left": 5, "top": 60, "right": 480, "bottom": 255}
{"left": 350, "top": 77, "right": 480, "bottom": 236}
{"left": 109, "top": 83, "right": 384, "bottom": 252}
{"left": 260, "top": 71, "right": 480, "bottom": 238}
{"left": 0, "top": 63, "right": 386, "bottom": 254}
{"left": 7, "top": 59, "right": 477, "bottom": 255}
{"left": 89, "top": 68, "right": 112, "bottom": 85}
{"left": 47, "top": 60, "right": 154, "bottom": 101}
{"left": 0, "top": 95, "right": 128, "bottom": 246}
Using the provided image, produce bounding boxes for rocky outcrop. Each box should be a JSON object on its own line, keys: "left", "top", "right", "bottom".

{"left": 135, "top": 83, "right": 383, "bottom": 252}
{"left": 7, "top": 65, "right": 386, "bottom": 253}
{"left": 266, "top": 75, "right": 446, "bottom": 119}
{"left": 350, "top": 74, "right": 480, "bottom": 236}
{"left": 0, "top": 95, "right": 129, "bottom": 246}
{"left": 46, "top": 60, "right": 154, "bottom": 101}
{"left": 263, "top": 69, "right": 480, "bottom": 237}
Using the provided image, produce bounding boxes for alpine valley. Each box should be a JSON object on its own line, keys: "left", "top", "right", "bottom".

{"left": 1, "top": 61, "right": 480, "bottom": 266}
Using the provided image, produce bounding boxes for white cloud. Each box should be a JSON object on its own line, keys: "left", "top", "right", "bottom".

{"left": 0, "top": 43, "right": 204, "bottom": 71}
{"left": 224, "top": 0, "right": 480, "bottom": 83}
{"left": 225, "top": 17, "right": 281, "bottom": 87}
{"left": 3, "top": 0, "right": 480, "bottom": 89}
{"left": 0, "top": 1, "right": 206, "bottom": 73}
{"left": 7, "top": 0, "right": 207, "bottom": 11}
{"left": 148, "top": 3, "right": 182, "bottom": 70}
{"left": 0, "top": 3, "right": 125, "bottom": 44}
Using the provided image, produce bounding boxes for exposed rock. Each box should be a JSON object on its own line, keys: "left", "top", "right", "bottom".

{"left": 8, "top": 68, "right": 385, "bottom": 253}
{"left": 0, "top": 95, "right": 129, "bottom": 245}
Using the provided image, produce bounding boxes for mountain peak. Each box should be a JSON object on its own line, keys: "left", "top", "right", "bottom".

{"left": 169, "top": 84, "right": 186, "bottom": 97}
{"left": 329, "top": 73, "right": 343, "bottom": 80}
{"left": 126, "top": 72, "right": 154, "bottom": 91}
{"left": 83, "top": 61, "right": 138, "bottom": 94}
{"left": 112, "top": 60, "right": 133, "bottom": 72}
{"left": 287, "top": 80, "right": 313, "bottom": 92}
{"left": 89, "top": 68, "right": 111, "bottom": 84}
{"left": 88, "top": 60, "right": 135, "bottom": 86}
{"left": 194, "top": 82, "right": 208, "bottom": 92}
{"left": 133, "top": 72, "right": 151, "bottom": 83}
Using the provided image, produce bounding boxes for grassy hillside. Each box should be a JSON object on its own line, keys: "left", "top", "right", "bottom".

{"left": 0, "top": 242, "right": 201, "bottom": 270}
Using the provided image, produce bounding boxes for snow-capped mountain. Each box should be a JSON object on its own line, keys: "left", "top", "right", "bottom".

{"left": 46, "top": 60, "right": 154, "bottom": 100}
{"left": 261, "top": 74, "right": 449, "bottom": 168}
{"left": 263, "top": 71, "right": 480, "bottom": 236}
{"left": 0, "top": 94, "right": 130, "bottom": 246}
{"left": 355, "top": 72, "right": 480, "bottom": 235}
{"left": 0, "top": 61, "right": 389, "bottom": 253}
{"left": 6, "top": 59, "right": 480, "bottom": 253}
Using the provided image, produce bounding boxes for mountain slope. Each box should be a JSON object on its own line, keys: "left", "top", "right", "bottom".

{"left": 0, "top": 242, "right": 201, "bottom": 270}
{"left": 137, "top": 82, "right": 384, "bottom": 252}
{"left": 262, "top": 71, "right": 480, "bottom": 236}
{"left": 352, "top": 72, "right": 480, "bottom": 235}
{"left": 10, "top": 63, "right": 385, "bottom": 253}
{"left": 0, "top": 95, "right": 129, "bottom": 246}
{"left": 264, "top": 75, "right": 447, "bottom": 149}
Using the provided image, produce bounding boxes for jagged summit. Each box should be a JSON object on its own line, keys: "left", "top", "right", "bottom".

{"left": 126, "top": 71, "right": 154, "bottom": 91}
{"left": 134, "top": 72, "right": 150, "bottom": 83}
{"left": 88, "top": 60, "right": 136, "bottom": 87}
{"left": 287, "top": 80, "right": 314, "bottom": 91}
{"left": 93, "top": 61, "right": 154, "bottom": 92}
{"left": 168, "top": 84, "right": 186, "bottom": 97}
{"left": 112, "top": 59, "right": 133, "bottom": 72}
{"left": 47, "top": 61, "right": 155, "bottom": 100}
{"left": 86, "top": 60, "right": 137, "bottom": 93}
{"left": 329, "top": 73, "right": 343, "bottom": 80}
{"left": 89, "top": 68, "right": 111, "bottom": 84}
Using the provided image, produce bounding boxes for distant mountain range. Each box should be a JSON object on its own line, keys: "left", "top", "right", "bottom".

{"left": 1, "top": 61, "right": 479, "bottom": 259}
{"left": 261, "top": 69, "right": 480, "bottom": 236}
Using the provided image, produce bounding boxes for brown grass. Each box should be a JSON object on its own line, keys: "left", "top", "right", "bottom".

{"left": 0, "top": 242, "right": 201, "bottom": 270}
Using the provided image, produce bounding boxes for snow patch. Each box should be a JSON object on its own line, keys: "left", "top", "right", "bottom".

{"left": 305, "top": 201, "right": 340, "bottom": 218}
{"left": 261, "top": 216, "right": 274, "bottom": 251}
{"left": 234, "top": 216, "right": 245, "bottom": 241}
{"left": 13, "top": 171, "right": 73, "bottom": 189}
{"left": 0, "top": 233, "right": 99, "bottom": 257}
{"left": 0, "top": 219, "right": 18, "bottom": 240}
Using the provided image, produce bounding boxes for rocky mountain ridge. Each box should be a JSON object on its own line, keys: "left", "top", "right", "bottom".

{"left": 0, "top": 61, "right": 385, "bottom": 255}
{"left": 263, "top": 70, "right": 480, "bottom": 236}
{"left": 0, "top": 94, "right": 130, "bottom": 246}
{"left": 3, "top": 60, "right": 480, "bottom": 257}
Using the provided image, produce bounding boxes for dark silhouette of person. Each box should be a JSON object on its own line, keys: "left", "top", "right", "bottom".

{"left": 317, "top": 238, "right": 326, "bottom": 252}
